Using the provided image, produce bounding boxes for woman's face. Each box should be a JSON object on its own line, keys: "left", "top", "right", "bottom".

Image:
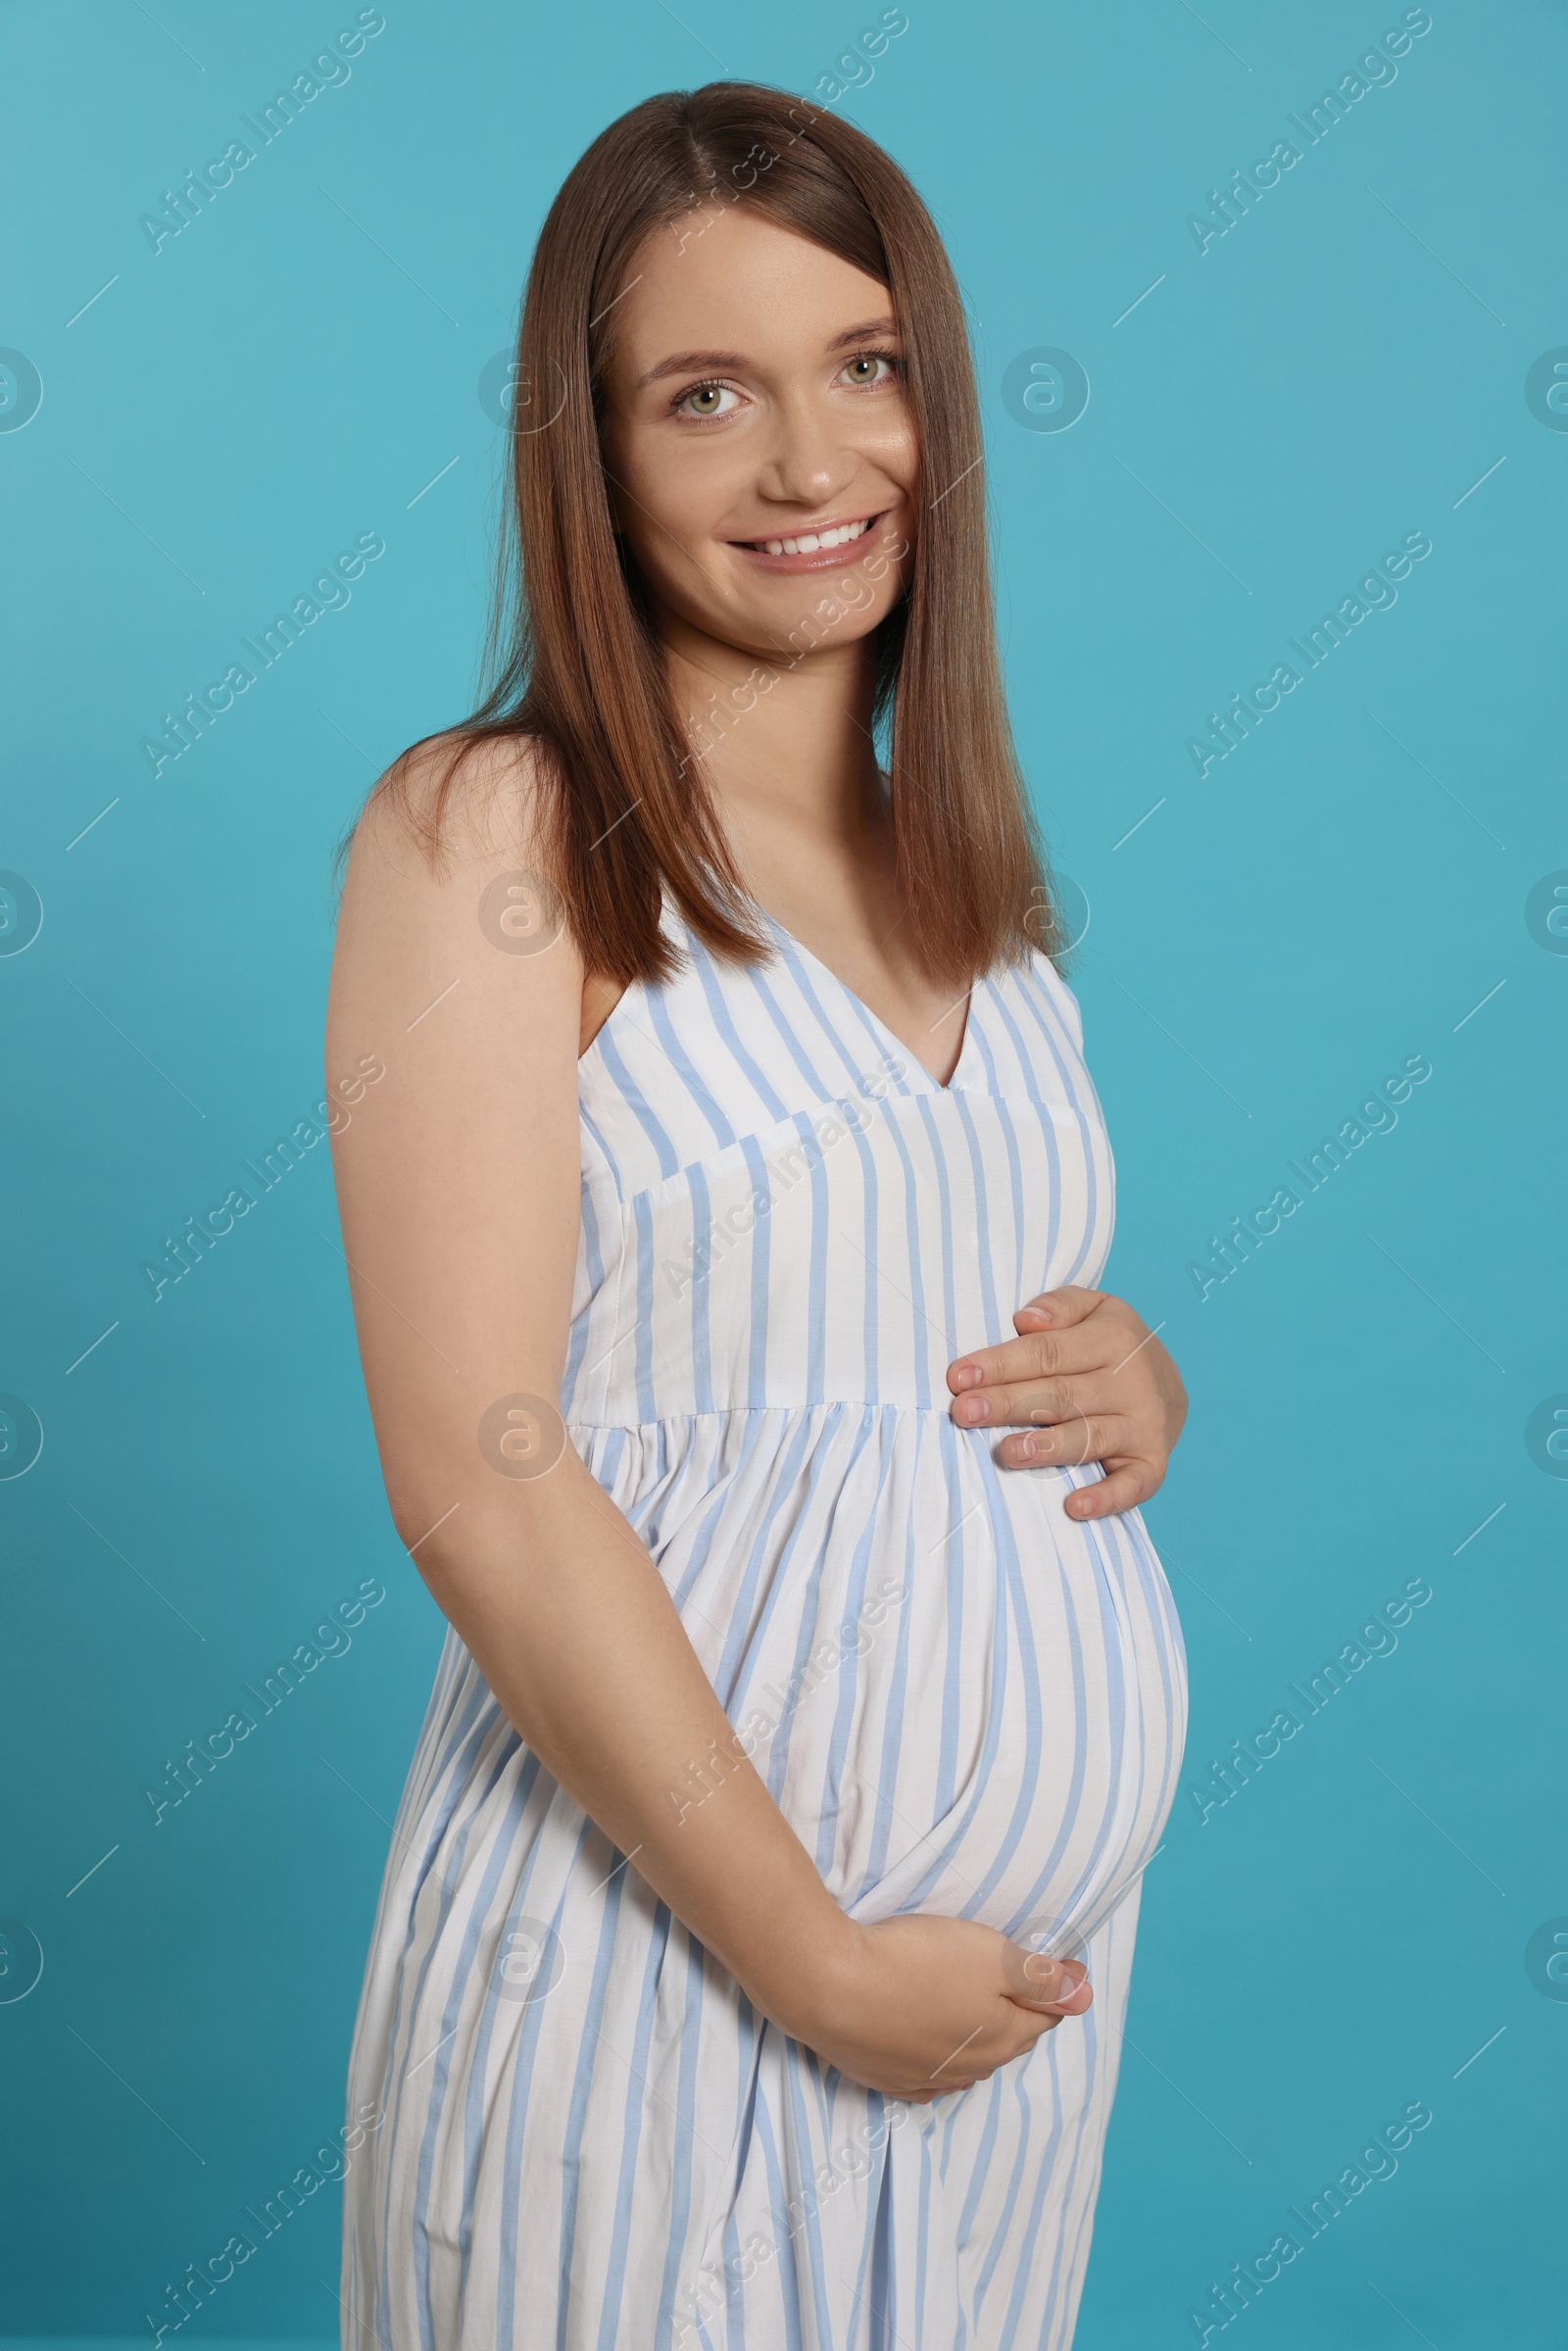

{"left": 599, "top": 203, "right": 917, "bottom": 663}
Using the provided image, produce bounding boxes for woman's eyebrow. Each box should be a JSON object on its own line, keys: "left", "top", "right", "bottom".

{"left": 635, "top": 318, "right": 903, "bottom": 392}
{"left": 637, "top": 348, "right": 749, "bottom": 389}
{"left": 825, "top": 316, "right": 900, "bottom": 351}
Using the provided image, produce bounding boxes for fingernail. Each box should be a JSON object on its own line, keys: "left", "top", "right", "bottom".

{"left": 951, "top": 1362, "right": 981, "bottom": 1389}
{"left": 1027, "top": 1954, "right": 1085, "bottom": 2003}
{"left": 1018, "top": 1434, "right": 1038, "bottom": 1461}
{"left": 960, "top": 1396, "right": 991, "bottom": 1423}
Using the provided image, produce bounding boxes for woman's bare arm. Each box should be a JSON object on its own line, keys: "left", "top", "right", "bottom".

{"left": 324, "top": 737, "right": 1088, "bottom": 2097}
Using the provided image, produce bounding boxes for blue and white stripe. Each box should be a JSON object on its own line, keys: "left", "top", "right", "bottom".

{"left": 341, "top": 903, "right": 1187, "bottom": 2349}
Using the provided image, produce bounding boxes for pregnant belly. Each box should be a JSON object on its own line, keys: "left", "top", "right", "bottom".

{"left": 574, "top": 1402, "right": 1188, "bottom": 1948}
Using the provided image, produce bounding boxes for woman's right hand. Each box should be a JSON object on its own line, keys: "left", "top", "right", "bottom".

{"left": 774, "top": 1913, "right": 1092, "bottom": 2102}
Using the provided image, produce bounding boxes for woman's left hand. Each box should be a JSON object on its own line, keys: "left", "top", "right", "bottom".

{"left": 946, "top": 1287, "right": 1188, "bottom": 1518}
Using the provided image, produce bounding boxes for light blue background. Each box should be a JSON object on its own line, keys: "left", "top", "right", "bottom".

{"left": 2, "top": 1, "right": 1562, "bottom": 2342}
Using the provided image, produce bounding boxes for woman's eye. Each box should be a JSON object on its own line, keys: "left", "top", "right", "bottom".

{"left": 840, "top": 352, "right": 899, "bottom": 387}
{"left": 677, "top": 381, "right": 742, "bottom": 418}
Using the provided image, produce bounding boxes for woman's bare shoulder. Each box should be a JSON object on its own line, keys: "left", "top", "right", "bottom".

{"left": 347, "top": 725, "right": 559, "bottom": 887}
{"left": 330, "top": 727, "right": 582, "bottom": 1033}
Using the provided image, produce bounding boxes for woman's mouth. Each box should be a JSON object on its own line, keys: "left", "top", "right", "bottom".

{"left": 729, "top": 511, "right": 891, "bottom": 572}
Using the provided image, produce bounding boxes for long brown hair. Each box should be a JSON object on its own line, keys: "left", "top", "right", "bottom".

{"left": 368, "top": 81, "right": 1059, "bottom": 986}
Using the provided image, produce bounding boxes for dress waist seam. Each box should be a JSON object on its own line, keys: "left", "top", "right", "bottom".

{"left": 565, "top": 1401, "right": 1082, "bottom": 1433}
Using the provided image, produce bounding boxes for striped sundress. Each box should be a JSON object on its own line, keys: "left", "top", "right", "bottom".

{"left": 340, "top": 895, "right": 1188, "bottom": 2349}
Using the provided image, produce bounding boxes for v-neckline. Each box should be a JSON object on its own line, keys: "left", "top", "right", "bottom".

{"left": 760, "top": 909, "right": 979, "bottom": 1095}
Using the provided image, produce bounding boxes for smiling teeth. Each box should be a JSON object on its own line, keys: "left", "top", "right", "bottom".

{"left": 760, "top": 517, "right": 872, "bottom": 556}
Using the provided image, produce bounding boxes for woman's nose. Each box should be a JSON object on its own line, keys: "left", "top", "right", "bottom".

{"left": 756, "top": 402, "right": 858, "bottom": 511}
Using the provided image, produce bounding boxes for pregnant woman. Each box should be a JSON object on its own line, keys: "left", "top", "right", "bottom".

{"left": 328, "top": 81, "right": 1188, "bottom": 2350}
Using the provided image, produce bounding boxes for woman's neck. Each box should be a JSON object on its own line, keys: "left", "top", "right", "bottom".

{"left": 654, "top": 612, "right": 963, "bottom": 1048}
{"left": 661, "top": 612, "right": 887, "bottom": 873}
